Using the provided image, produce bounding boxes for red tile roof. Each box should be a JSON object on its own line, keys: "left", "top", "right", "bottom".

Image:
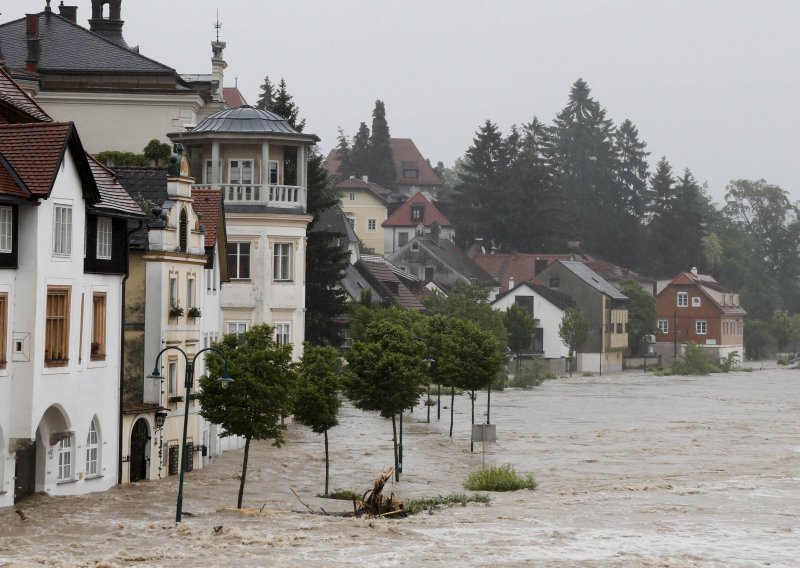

{"left": 389, "top": 138, "right": 442, "bottom": 187}
{"left": 87, "top": 155, "right": 145, "bottom": 217}
{"left": 335, "top": 176, "right": 392, "bottom": 201}
{"left": 358, "top": 258, "right": 425, "bottom": 311}
{"left": 191, "top": 188, "right": 224, "bottom": 247}
{"left": 223, "top": 87, "right": 248, "bottom": 109}
{"left": 0, "top": 121, "right": 73, "bottom": 197}
{"left": 0, "top": 67, "right": 51, "bottom": 123}
{"left": 383, "top": 191, "right": 450, "bottom": 227}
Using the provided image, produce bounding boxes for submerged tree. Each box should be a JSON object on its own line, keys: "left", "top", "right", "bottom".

{"left": 294, "top": 344, "right": 342, "bottom": 495}
{"left": 505, "top": 304, "right": 536, "bottom": 371}
{"left": 199, "top": 325, "right": 295, "bottom": 509}
{"left": 558, "top": 307, "right": 589, "bottom": 376}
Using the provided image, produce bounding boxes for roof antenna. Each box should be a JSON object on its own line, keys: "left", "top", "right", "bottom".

{"left": 214, "top": 10, "right": 222, "bottom": 42}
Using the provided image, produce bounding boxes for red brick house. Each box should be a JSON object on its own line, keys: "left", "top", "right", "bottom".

{"left": 655, "top": 269, "right": 746, "bottom": 363}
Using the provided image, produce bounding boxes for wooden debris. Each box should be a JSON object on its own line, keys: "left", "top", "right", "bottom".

{"left": 355, "top": 468, "right": 406, "bottom": 518}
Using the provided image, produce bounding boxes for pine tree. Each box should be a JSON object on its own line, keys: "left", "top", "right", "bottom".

{"left": 644, "top": 157, "right": 677, "bottom": 277}
{"left": 368, "top": 100, "right": 396, "bottom": 187}
{"left": 332, "top": 128, "right": 352, "bottom": 182}
{"left": 349, "top": 122, "right": 371, "bottom": 178}
{"left": 271, "top": 79, "right": 306, "bottom": 132}
{"left": 255, "top": 76, "right": 275, "bottom": 111}
{"left": 670, "top": 169, "right": 709, "bottom": 273}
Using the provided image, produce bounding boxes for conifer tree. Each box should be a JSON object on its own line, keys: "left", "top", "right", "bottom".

{"left": 333, "top": 128, "right": 352, "bottom": 182}
{"left": 271, "top": 79, "right": 306, "bottom": 132}
{"left": 644, "top": 157, "right": 677, "bottom": 277}
{"left": 349, "top": 122, "right": 371, "bottom": 178}
{"left": 255, "top": 76, "right": 275, "bottom": 111}
{"left": 368, "top": 100, "right": 396, "bottom": 187}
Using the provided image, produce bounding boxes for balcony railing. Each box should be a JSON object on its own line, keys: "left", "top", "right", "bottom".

{"left": 192, "top": 183, "right": 306, "bottom": 210}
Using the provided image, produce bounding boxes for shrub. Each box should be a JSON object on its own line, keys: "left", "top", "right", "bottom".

{"left": 320, "top": 488, "right": 360, "bottom": 501}
{"left": 509, "top": 361, "right": 555, "bottom": 389}
{"left": 672, "top": 341, "right": 715, "bottom": 375}
{"left": 719, "top": 351, "right": 741, "bottom": 372}
{"left": 404, "top": 493, "right": 490, "bottom": 514}
{"left": 777, "top": 357, "right": 790, "bottom": 366}
{"left": 95, "top": 150, "right": 149, "bottom": 167}
{"left": 463, "top": 464, "right": 537, "bottom": 492}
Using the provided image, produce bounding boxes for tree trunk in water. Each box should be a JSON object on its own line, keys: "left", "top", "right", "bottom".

{"left": 324, "top": 429, "right": 330, "bottom": 496}
{"left": 392, "top": 413, "right": 400, "bottom": 482}
{"left": 237, "top": 435, "right": 251, "bottom": 509}
{"left": 449, "top": 386, "right": 455, "bottom": 438}
{"left": 470, "top": 389, "right": 475, "bottom": 453}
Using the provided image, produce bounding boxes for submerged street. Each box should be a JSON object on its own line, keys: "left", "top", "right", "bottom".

{"left": 1, "top": 367, "right": 799, "bottom": 567}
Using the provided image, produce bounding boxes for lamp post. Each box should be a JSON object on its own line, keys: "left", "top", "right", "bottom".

{"left": 147, "top": 346, "right": 233, "bottom": 523}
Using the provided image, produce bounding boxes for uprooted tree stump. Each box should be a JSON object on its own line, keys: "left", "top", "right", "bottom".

{"left": 355, "top": 467, "right": 405, "bottom": 518}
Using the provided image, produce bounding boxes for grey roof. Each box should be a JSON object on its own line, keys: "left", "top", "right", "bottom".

{"left": 560, "top": 260, "right": 629, "bottom": 301}
{"left": 309, "top": 206, "right": 359, "bottom": 243}
{"left": 190, "top": 106, "right": 303, "bottom": 135}
{"left": 341, "top": 263, "right": 382, "bottom": 302}
{"left": 114, "top": 167, "right": 167, "bottom": 249}
{"left": 0, "top": 13, "right": 175, "bottom": 74}
{"left": 404, "top": 237, "right": 497, "bottom": 285}
{"left": 493, "top": 281, "right": 574, "bottom": 310}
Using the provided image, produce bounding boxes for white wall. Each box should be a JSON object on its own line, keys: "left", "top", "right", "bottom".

{"left": 491, "top": 285, "right": 568, "bottom": 360}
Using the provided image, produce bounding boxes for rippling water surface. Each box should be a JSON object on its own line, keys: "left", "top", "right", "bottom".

{"left": 1, "top": 368, "right": 798, "bottom": 567}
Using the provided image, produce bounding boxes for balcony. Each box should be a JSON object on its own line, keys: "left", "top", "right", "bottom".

{"left": 192, "top": 183, "right": 306, "bottom": 210}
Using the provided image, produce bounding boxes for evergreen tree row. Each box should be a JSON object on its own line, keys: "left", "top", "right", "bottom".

{"left": 334, "top": 100, "right": 396, "bottom": 188}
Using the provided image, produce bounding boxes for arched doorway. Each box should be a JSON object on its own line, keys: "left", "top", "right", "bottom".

{"left": 129, "top": 418, "right": 150, "bottom": 482}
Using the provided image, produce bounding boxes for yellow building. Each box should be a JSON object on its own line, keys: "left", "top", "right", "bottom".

{"left": 336, "top": 177, "right": 390, "bottom": 255}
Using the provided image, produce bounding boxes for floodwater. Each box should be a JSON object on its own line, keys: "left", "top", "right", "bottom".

{"left": 1, "top": 368, "right": 799, "bottom": 567}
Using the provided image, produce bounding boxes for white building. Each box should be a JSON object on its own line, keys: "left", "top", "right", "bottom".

{"left": 0, "top": 69, "right": 143, "bottom": 506}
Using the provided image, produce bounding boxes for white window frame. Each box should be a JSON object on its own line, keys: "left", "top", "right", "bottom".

{"left": 657, "top": 319, "right": 669, "bottom": 334}
{"left": 227, "top": 242, "right": 251, "bottom": 280}
{"left": 227, "top": 322, "right": 247, "bottom": 335}
{"left": 96, "top": 217, "right": 112, "bottom": 260}
{"left": 53, "top": 205, "right": 73, "bottom": 257}
{"left": 691, "top": 296, "right": 702, "bottom": 307}
{"left": 228, "top": 159, "right": 254, "bottom": 185}
{"left": 696, "top": 320, "right": 707, "bottom": 335}
{"left": 0, "top": 206, "right": 12, "bottom": 253}
{"left": 58, "top": 436, "right": 72, "bottom": 480}
{"left": 273, "top": 243, "right": 292, "bottom": 281}
{"left": 268, "top": 160, "right": 280, "bottom": 185}
{"left": 677, "top": 292, "right": 688, "bottom": 307}
{"left": 275, "top": 322, "right": 291, "bottom": 345}
{"left": 367, "top": 219, "right": 377, "bottom": 232}
{"left": 86, "top": 420, "right": 99, "bottom": 476}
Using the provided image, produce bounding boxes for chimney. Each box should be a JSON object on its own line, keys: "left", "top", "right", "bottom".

{"left": 89, "top": 0, "right": 129, "bottom": 48}
{"left": 362, "top": 175, "right": 369, "bottom": 183}
{"left": 691, "top": 267, "right": 698, "bottom": 276}
{"left": 508, "top": 276, "right": 515, "bottom": 290}
{"left": 25, "top": 15, "right": 40, "bottom": 74}
{"left": 58, "top": 2, "right": 78, "bottom": 23}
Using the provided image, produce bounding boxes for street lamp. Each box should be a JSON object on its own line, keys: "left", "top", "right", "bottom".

{"left": 147, "top": 346, "right": 233, "bottom": 523}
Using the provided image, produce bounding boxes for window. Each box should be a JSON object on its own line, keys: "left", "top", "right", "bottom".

{"left": 696, "top": 320, "right": 707, "bottom": 334}
{"left": 411, "top": 205, "right": 424, "bottom": 221}
{"left": 0, "top": 293, "right": 6, "bottom": 367}
{"left": 403, "top": 168, "right": 419, "bottom": 179}
{"left": 549, "top": 276, "right": 560, "bottom": 288}
{"left": 677, "top": 292, "right": 688, "bottom": 307}
{"left": 168, "top": 445, "right": 179, "bottom": 476}
{"left": 168, "top": 361, "right": 178, "bottom": 396}
{"left": 424, "top": 266, "right": 435, "bottom": 282}
{"left": 86, "top": 421, "right": 99, "bottom": 476}
{"left": 169, "top": 277, "right": 178, "bottom": 308}
{"left": 657, "top": 319, "right": 668, "bottom": 334}
{"left": 184, "top": 443, "right": 194, "bottom": 472}
{"left": 515, "top": 296, "right": 534, "bottom": 314}
{"left": 275, "top": 323, "right": 291, "bottom": 345}
{"left": 58, "top": 437, "right": 72, "bottom": 480}
{"left": 227, "top": 322, "right": 247, "bottom": 335}
{"left": 692, "top": 296, "right": 701, "bottom": 307}
{"left": 411, "top": 241, "right": 419, "bottom": 251}
{"left": 268, "top": 160, "right": 279, "bottom": 185}
{"left": 227, "top": 243, "right": 250, "bottom": 280}
{"left": 229, "top": 159, "right": 253, "bottom": 184}
{"left": 45, "top": 286, "right": 70, "bottom": 366}
{"left": 273, "top": 243, "right": 292, "bottom": 281}
{"left": 96, "top": 217, "right": 112, "bottom": 259}
{"left": 398, "top": 232, "right": 409, "bottom": 247}
{"left": 91, "top": 293, "right": 106, "bottom": 360}
{"left": 53, "top": 205, "right": 72, "bottom": 256}
{"left": 349, "top": 192, "right": 356, "bottom": 201}
{"left": 0, "top": 206, "right": 12, "bottom": 253}
{"left": 346, "top": 217, "right": 355, "bottom": 229}
{"left": 367, "top": 219, "right": 377, "bottom": 232}
{"left": 615, "top": 323, "right": 623, "bottom": 334}
{"left": 187, "top": 278, "right": 196, "bottom": 309}
{"left": 178, "top": 208, "right": 188, "bottom": 252}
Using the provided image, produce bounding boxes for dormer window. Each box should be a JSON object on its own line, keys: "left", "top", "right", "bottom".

{"left": 96, "top": 217, "right": 112, "bottom": 260}
{"left": 411, "top": 205, "right": 424, "bottom": 221}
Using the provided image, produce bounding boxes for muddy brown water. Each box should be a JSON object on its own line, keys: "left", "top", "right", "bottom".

{"left": 1, "top": 368, "right": 798, "bottom": 567}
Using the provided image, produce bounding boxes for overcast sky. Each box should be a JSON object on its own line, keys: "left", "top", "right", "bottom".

{"left": 6, "top": 0, "right": 800, "bottom": 203}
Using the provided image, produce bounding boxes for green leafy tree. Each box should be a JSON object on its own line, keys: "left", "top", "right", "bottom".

{"left": 199, "top": 325, "right": 296, "bottom": 509}
{"left": 142, "top": 139, "right": 172, "bottom": 166}
{"left": 558, "top": 307, "right": 589, "bottom": 376}
{"left": 294, "top": 344, "right": 342, "bottom": 495}
{"left": 255, "top": 76, "right": 275, "bottom": 111}
{"left": 619, "top": 279, "right": 657, "bottom": 356}
{"left": 505, "top": 304, "right": 536, "bottom": 371}
{"left": 344, "top": 315, "right": 426, "bottom": 481}
{"left": 423, "top": 281, "right": 507, "bottom": 351}
{"left": 349, "top": 122, "right": 371, "bottom": 178}
{"left": 368, "top": 100, "right": 395, "bottom": 187}
{"left": 769, "top": 310, "right": 796, "bottom": 357}
{"left": 744, "top": 319, "right": 774, "bottom": 360}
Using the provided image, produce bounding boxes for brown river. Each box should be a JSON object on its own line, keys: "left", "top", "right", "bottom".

{"left": 1, "top": 367, "right": 798, "bottom": 567}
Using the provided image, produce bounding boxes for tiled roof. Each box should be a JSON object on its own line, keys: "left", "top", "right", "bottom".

{"left": 665, "top": 272, "right": 747, "bottom": 316}
{"left": 559, "top": 261, "right": 629, "bottom": 301}
{"left": 191, "top": 188, "right": 223, "bottom": 248}
{"left": 0, "top": 160, "right": 30, "bottom": 198}
{"left": 390, "top": 139, "right": 442, "bottom": 187}
{"left": 223, "top": 87, "right": 248, "bottom": 109}
{"left": 0, "top": 121, "right": 73, "bottom": 196}
{"left": 413, "top": 238, "right": 497, "bottom": 285}
{"left": 335, "top": 177, "right": 391, "bottom": 202}
{"left": 356, "top": 258, "right": 425, "bottom": 311}
{"left": 383, "top": 191, "right": 450, "bottom": 227}
{"left": 87, "top": 156, "right": 145, "bottom": 217}
{"left": 0, "top": 67, "right": 51, "bottom": 123}
{"left": 0, "top": 12, "right": 176, "bottom": 74}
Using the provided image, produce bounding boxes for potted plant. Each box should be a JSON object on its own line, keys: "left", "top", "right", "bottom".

{"left": 169, "top": 304, "right": 184, "bottom": 318}
{"left": 90, "top": 341, "right": 101, "bottom": 357}
{"left": 187, "top": 306, "right": 202, "bottom": 318}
